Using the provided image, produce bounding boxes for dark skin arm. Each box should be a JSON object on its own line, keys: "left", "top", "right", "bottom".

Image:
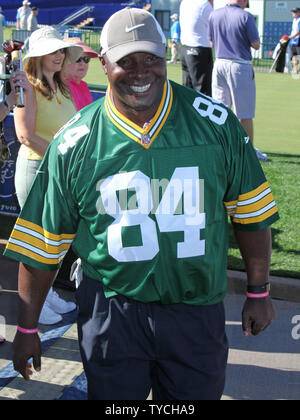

{"left": 233, "top": 226, "right": 276, "bottom": 337}
{"left": 13, "top": 263, "right": 57, "bottom": 380}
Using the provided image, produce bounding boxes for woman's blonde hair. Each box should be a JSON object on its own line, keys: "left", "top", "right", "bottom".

{"left": 24, "top": 55, "right": 72, "bottom": 100}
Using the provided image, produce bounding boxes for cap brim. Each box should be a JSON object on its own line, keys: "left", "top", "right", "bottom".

{"left": 80, "top": 47, "right": 99, "bottom": 58}
{"left": 104, "top": 41, "right": 166, "bottom": 63}
{"left": 72, "top": 44, "right": 98, "bottom": 58}
{"left": 24, "top": 41, "right": 83, "bottom": 63}
{"left": 65, "top": 38, "right": 99, "bottom": 58}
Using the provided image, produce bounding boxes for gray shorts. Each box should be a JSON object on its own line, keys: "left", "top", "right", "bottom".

{"left": 212, "top": 59, "right": 256, "bottom": 119}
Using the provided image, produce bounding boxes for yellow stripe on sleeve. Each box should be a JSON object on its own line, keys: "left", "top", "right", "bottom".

{"left": 10, "top": 230, "right": 70, "bottom": 255}
{"left": 224, "top": 181, "right": 278, "bottom": 225}
{"left": 234, "top": 193, "right": 274, "bottom": 215}
{"left": 237, "top": 182, "right": 270, "bottom": 202}
{"left": 17, "top": 218, "right": 76, "bottom": 242}
{"left": 232, "top": 205, "right": 278, "bottom": 225}
{"left": 5, "top": 243, "right": 65, "bottom": 265}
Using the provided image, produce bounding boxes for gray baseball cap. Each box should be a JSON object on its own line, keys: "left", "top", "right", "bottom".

{"left": 100, "top": 7, "right": 166, "bottom": 63}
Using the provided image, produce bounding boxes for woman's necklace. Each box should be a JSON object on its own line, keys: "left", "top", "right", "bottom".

{"left": 53, "top": 86, "right": 62, "bottom": 104}
{"left": 45, "top": 78, "right": 62, "bottom": 104}
{"left": 54, "top": 91, "right": 62, "bottom": 104}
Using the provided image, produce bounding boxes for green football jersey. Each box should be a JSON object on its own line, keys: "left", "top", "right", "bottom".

{"left": 4, "top": 80, "right": 279, "bottom": 305}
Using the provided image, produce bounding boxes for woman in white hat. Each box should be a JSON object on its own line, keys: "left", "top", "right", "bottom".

{"left": 13, "top": 26, "right": 82, "bottom": 326}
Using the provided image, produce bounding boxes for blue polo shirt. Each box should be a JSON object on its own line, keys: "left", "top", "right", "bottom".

{"left": 208, "top": 3, "right": 259, "bottom": 61}
{"left": 290, "top": 17, "right": 300, "bottom": 46}
{"left": 170, "top": 20, "right": 181, "bottom": 43}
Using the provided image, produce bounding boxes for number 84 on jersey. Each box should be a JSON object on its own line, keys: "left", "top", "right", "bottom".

{"left": 96, "top": 167, "right": 206, "bottom": 262}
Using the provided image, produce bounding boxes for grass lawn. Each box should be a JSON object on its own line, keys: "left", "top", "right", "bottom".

{"left": 1, "top": 59, "right": 299, "bottom": 278}
{"left": 228, "top": 154, "right": 300, "bottom": 279}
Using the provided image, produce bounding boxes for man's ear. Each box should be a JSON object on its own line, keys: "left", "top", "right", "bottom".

{"left": 99, "top": 56, "right": 108, "bottom": 75}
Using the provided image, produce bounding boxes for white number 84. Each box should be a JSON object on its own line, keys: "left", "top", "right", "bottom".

{"left": 99, "top": 167, "right": 206, "bottom": 262}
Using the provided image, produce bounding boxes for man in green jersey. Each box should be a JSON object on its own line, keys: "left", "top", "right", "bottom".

{"left": 5, "top": 7, "right": 278, "bottom": 400}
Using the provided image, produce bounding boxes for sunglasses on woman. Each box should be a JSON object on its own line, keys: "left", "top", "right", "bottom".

{"left": 76, "top": 56, "right": 91, "bottom": 64}
{"left": 50, "top": 48, "right": 66, "bottom": 55}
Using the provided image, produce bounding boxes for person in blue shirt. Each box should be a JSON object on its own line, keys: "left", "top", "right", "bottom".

{"left": 289, "top": 7, "right": 300, "bottom": 74}
{"left": 168, "top": 13, "right": 181, "bottom": 64}
{"left": 208, "top": 0, "right": 267, "bottom": 161}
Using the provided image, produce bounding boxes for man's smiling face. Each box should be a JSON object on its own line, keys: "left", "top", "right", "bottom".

{"left": 101, "top": 52, "right": 167, "bottom": 126}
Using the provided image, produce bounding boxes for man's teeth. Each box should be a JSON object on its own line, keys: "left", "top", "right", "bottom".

{"left": 130, "top": 84, "right": 151, "bottom": 93}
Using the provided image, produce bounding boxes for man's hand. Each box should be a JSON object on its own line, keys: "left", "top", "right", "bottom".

{"left": 242, "top": 297, "right": 276, "bottom": 337}
{"left": 13, "top": 331, "right": 42, "bottom": 381}
{"left": 12, "top": 263, "right": 57, "bottom": 380}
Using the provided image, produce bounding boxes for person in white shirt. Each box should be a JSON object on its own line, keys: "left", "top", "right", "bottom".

{"left": 180, "top": 0, "right": 213, "bottom": 96}
{"left": 17, "top": 0, "right": 32, "bottom": 31}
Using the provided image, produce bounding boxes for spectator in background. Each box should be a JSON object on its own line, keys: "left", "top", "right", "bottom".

{"left": 167, "top": 13, "right": 181, "bottom": 64}
{"left": 180, "top": 0, "right": 214, "bottom": 96}
{"left": 27, "top": 6, "right": 39, "bottom": 33}
{"left": 208, "top": 0, "right": 267, "bottom": 162}
{"left": 288, "top": 7, "right": 300, "bottom": 74}
{"left": 0, "top": 71, "right": 30, "bottom": 344}
{"left": 0, "top": 7, "right": 7, "bottom": 53}
{"left": 13, "top": 27, "right": 82, "bottom": 325}
{"left": 17, "top": 0, "right": 31, "bottom": 31}
{"left": 64, "top": 38, "right": 98, "bottom": 110}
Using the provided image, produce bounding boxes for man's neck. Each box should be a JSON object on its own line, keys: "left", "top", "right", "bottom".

{"left": 109, "top": 88, "right": 162, "bottom": 129}
{"left": 229, "top": 0, "right": 246, "bottom": 9}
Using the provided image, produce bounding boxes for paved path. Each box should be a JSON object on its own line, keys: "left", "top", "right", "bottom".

{"left": 0, "top": 257, "right": 300, "bottom": 400}
{"left": 223, "top": 294, "right": 300, "bottom": 400}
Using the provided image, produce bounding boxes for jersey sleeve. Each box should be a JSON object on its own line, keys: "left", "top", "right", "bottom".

{"left": 4, "top": 142, "right": 79, "bottom": 272}
{"left": 223, "top": 114, "right": 279, "bottom": 231}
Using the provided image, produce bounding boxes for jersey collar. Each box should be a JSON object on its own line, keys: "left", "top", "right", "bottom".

{"left": 104, "top": 80, "right": 173, "bottom": 149}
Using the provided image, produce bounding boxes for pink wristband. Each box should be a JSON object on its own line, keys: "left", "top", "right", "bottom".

{"left": 247, "top": 292, "right": 270, "bottom": 299}
{"left": 17, "top": 325, "right": 39, "bottom": 334}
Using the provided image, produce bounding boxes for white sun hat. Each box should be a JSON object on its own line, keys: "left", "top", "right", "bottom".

{"left": 23, "top": 26, "right": 83, "bottom": 64}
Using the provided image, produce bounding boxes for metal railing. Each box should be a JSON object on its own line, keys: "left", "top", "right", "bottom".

{"left": 58, "top": 5, "right": 95, "bottom": 27}
{"left": 56, "top": 26, "right": 101, "bottom": 55}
